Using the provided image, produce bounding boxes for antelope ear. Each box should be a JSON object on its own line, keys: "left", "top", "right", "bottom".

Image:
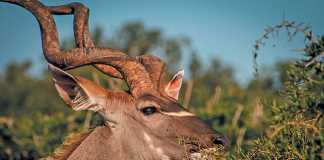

{"left": 164, "top": 70, "right": 184, "bottom": 100}
{"left": 48, "top": 64, "right": 107, "bottom": 112}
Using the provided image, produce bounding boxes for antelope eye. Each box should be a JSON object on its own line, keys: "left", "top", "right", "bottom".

{"left": 140, "top": 106, "right": 157, "bottom": 116}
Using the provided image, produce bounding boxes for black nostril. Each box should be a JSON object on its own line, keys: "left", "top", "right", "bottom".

{"left": 213, "top": 137, "right": 225, "bottom": 146}
{"left": 212, "top": 136, "right": 229, "bottom": 150}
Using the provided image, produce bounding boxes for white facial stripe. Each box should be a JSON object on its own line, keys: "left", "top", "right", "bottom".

{"left": 143, "top": 132, "right": 155, "bottom": 150}
{"left": 143, "top": 132, "right": 170, "bottom": 160}
{"left": 161, "top": 153, "right": 170, "bottom": 160}
{"left": 161, "top": 111, "right": 195, "bottom": 117}
{"left": 143, "top": 132, "right": 152, "bottom": 143}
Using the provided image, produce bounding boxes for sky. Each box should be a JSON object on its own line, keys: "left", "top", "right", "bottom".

{"left": 0, "top": 0, "right": 324, "bottom": 85}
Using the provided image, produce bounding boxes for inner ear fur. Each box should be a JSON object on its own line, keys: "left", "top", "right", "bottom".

{"left": 49, "top": 64, "right": 107, "bottom": 112}
{"left": 164, "top": 70, "right": 184, "bottom": 100}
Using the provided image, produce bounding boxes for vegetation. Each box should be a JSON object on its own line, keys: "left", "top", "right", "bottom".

{"left": 244, "top": 21, "right": 324, "bottom": 160}
{"left": 0, "top": 21, "right": 323, "bottom": 159}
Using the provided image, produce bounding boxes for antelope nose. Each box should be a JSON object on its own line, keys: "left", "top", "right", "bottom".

{"left": 212, "top": 135, "right": 229, "bottom": 150}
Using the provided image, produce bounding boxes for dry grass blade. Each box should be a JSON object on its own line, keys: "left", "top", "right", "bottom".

{"left": 228, "top": 104, "right": 244, "bottom": 134}
{"left": 205, "top": 86, "right": 221, "bottom": 114}
{"left": 183, "top": 80, "right": 194, "bottom": 109}
{"left": 250, "top": 98, "right": 264, "bottom": 127}
{"left": 236, "top": 127, "right": 246, "bottom": 154}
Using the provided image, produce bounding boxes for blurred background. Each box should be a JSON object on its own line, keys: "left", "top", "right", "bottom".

{"left": 0, "top": 0, "right": 323, "bottom": 159}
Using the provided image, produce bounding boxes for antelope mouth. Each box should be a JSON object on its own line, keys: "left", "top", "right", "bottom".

{"left": 177, "top": 136, "right": 226, "bottom": 159}
{"left": 189, "top": 146, "right": 226, "bottom": 160}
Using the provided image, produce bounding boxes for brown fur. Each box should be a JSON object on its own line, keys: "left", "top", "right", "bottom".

{"left": 45, "top": 129, "right": 94, "bottom": 160}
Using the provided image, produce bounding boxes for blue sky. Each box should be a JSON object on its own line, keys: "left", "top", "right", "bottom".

{"left": 1, "top": 0, "right": 324, "bottom": 84}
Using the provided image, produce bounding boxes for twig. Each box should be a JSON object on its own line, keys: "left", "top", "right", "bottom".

{"left": 268, "top": 120, "right": 320, "bottom": 139}
{"left": 312, "top": 112, "right": 323, "bottom": 126}
{"left": 286, "top": 121, "right": 320, "bottom": 134}
{"left": 252, "top": 20, "right": 313, "bottom": 75}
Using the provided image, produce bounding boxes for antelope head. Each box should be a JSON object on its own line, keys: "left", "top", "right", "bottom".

{"left": 2, "top": 0, "right": 229, "bottom": 159}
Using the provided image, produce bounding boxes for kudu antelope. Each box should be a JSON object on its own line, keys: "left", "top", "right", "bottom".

{"left": 1, "top": 0, "right": 229, "bottom": 159}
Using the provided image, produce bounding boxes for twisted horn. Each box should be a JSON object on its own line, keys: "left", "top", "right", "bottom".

{"left": 1, "top": 0, "right": 155, "bottom": 97}
{"left": 49, "top": 3, "right": 168, "bottom": 90}
{"left": 49, "top": 3, "right": 123, "bottom": 79}
{"left": 50, "top": 2, "right": 169, "bottom": 91}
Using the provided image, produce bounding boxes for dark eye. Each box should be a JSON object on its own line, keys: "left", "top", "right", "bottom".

{"left": 140, "top": 106, "right": 157, "bottom": 116}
